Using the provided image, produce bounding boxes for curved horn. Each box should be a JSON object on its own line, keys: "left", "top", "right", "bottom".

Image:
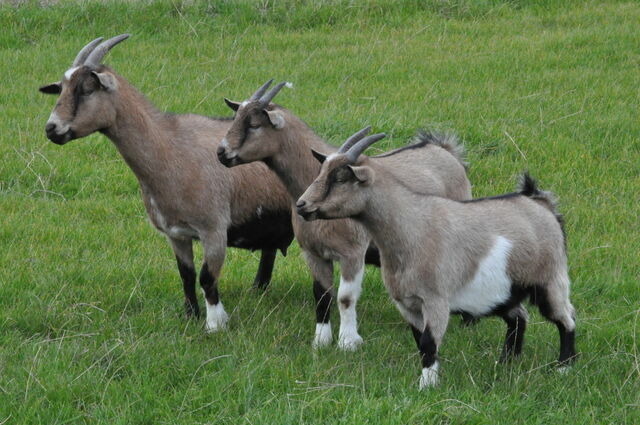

{"left": 84, "top": 34, "right": 130, "bottom": 68}
{"left": 249, "top": 79, "right": 273, "bottom": 101}
{"left": 337, "top": 126, "right": 371, "bottom": 153}
{"left": 258, "top": 81, "right": 286, "bottom": 107}
{"left": 71, "top": 37, "right": 103, "bottom": 67}
{"left": 345, "top": 133, "right": 386, "bottom": 163}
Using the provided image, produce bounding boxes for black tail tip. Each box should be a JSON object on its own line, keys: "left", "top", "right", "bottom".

{"left": 518, "top": 172, "right": 539, "bottom": 197}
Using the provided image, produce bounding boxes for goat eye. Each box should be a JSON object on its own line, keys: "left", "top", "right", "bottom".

{"left": 334, "top": 169, "right": 350, "bottom": 183}
{"left": 248, "top": 123, "right": 260, "bottom": 130}
{"left": 80, "top": 86, "right": 94, "bottom": 96}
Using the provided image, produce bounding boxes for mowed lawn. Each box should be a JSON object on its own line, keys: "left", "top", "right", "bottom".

{"left": 1, "top": 0, "right": 638, "bottom": 423}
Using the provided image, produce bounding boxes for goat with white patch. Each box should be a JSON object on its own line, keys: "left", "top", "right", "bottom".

{"left": 39, "top": 35, "right": 294, "bottom": 331}
{"left": 297, "top": 129, "right": 577, "bottom": 389}
{"left": 217, "top": 81, "right": 473, "bottom": 349}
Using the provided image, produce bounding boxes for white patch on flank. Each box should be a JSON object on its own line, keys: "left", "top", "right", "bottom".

{"left": 419, "top": 361, "right": 439, "bottom": 390}
{"left": 450, "top": 236, "right": 513, "bottom": 317}
{"left": 337, "top": 266, "right": 364, "bottom": 351}
{"left": 204, "top": 297, "right": 229, "bottom": 333}
{"left": 312, "top": 322, "right": 332, "bottom": 349}
{"left": 64, "top": 67, "right": 80, "bottom": 80}
{"left": 256, "top": 205, "right": 263, "bottom": 218}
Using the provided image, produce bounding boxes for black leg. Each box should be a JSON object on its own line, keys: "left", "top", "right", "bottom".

{"left": 419, "top": 324, "right": 438, "bottom": 369}
{"left": 460, "top": 312, "right": 479, "bottom": 327}
{"left": 313, "top": 280, "right": 332, "bottom": 324}
{"left": 500, "top": 313, "right": 527, "bottom": 362}
{"left": 253, "top": 249, "right": 277, "bottom": 290}
{"left": 556, "top": 322, "right": 577, "bottom": 365}
{"left": 176, "top": 256, "right": 199, "bottom": 318}
{"left": 200, "top": 262, "right": 220, "bottom": 306}
{"left": 410, "top": 325, "right": 422, "bottom": 349}
{"left": 530, "top": 286, "right": 577, "bottom": 365}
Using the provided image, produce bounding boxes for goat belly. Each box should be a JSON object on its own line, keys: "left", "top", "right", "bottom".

{"left": 449, "top": 236, "right": 513, "bottom": 317}
{"left": 226, "top": 209, "right": 293, "bottom": 253}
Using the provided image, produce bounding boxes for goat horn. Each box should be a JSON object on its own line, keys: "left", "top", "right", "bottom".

{"left": 258, "top": 81, "right": 287, "bottom": 107}
{"left": 84, "top": 34, "right": 130, "bottom": 68}
{"left": 71, "top": 37, "right": 104, "bottom": 67}
{"left": 345, "top": 132, "right": 386, "bottom": 163}
{"left": 337, "top": 126, "right": 371, "bottom": 153}
{"left": 249, "top": 79, "right": 274, "bottom": 101}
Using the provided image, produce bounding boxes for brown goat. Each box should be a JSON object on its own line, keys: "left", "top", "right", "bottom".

{"left": 297, "top": 129, "right": 576, "bottom": 389}
{"left": 217, "top": 81, "right": 472, "bottom": 349}
{"left": 39, "top": 35, "right": 293, "bottom": 331}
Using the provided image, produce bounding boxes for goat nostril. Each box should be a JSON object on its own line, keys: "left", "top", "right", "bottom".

{"left": 45, "top": 123, "right": 56, "bottom": 133}
{"left": 296, "top": 200, "right": 306, "bottom": 209}
{"left": 216, "top": 145, "right": 225, "bottom": 156}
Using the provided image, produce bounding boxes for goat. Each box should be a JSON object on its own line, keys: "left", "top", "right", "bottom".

{"left": 217, "top": 81, "right": 472, "bottom": 349}
{"left": 297, "top": 128, "right": 577, "bottom": 389}
{"left": 39, "top": 35, "right": 294, "bottom": 332}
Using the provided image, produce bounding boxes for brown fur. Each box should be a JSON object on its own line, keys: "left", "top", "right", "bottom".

{"left": 41, "top": 63, "right": 293, "bottom": 330}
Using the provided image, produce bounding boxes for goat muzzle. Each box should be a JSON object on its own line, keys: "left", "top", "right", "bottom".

{"left": 217, "top": 146, "right": 240, "bottom": 167}
{"left": 45, "top": 123, "right": 74, "bottom": 145}
{"left": 296, "top": 200, "right": 320, "bottom": 221}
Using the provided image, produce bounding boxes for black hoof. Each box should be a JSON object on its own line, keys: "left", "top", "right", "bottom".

{"left": 460, "top": 312, "right": 479, "bottom": 327}
{"left": 184, "top": 302, "right": 200, "bottom": 319}
{"left": 253, "top": 280, "right": 270, "bottom": 290}
{"left": 499, "top": 350, "right": 521, "bottom": 364}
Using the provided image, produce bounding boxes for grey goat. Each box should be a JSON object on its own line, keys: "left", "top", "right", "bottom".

{"left": 297, "top": 129, "right": 576, "bottom": 389}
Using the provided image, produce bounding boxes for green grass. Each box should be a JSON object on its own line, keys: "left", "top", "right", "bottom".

{"left": 1, "top": 0, "right": 639, "bottom": 423}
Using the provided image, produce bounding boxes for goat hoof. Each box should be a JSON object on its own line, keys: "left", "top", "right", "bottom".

{"left": 204, "top": 303, "right": 229, "bottom": 333}
{"left": 184, "top": 301, "right": 200, "bottom": 319}
{"left": 337, "top": 333, "right": 364, "bottom": 351}
{"left": 418, "top": 363, "right": 439, "bottom": 390}
{"left": 252, "top": 280, "right": 270, "bottom": 291}
{"left": 312, "top": 323, "right": 333, "bottom": 349}
{"left": 204, "top": 320, "right": 227, "bottom": 333}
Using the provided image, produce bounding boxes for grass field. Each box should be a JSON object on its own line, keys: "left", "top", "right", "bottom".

{"left": 1, "top": 0, "right": 639, "bottom": 423}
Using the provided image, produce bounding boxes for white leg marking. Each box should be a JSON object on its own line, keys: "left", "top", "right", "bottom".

{"left": 450, "top": 236, "right": 514, "bottom": 317}
{"left": 337, "top": 266, "right": 364, "bottom": 351}
{"left": 313, "top": 322, "right": 332, "bottom": 349}
{"left": 204, "top": 298, "right": 229, "bottom": 333}
{"left": 419, "top": 361, "right": 439, "bottom": 390}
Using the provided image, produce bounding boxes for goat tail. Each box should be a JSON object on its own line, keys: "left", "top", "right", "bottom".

{"left": 518, "top": 172, "right": 566, "bottom": 241}
{"left": 414, "top": 130, "right": 468, "bottom": 170}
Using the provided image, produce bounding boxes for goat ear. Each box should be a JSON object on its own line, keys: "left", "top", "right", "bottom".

{"left": 91, "top": 71, "right": 118, "bottom": 91}
{"left": 39, "top": 82, "right": 62, "bottom": 95}
{"left": 224, "top": 98, "right": 241, "bottom": 111}
{"left": 348, "top": 165, "right": 375, "bottom": 186}
{"left": 311, "top": 149, "right": 327, "bottom": 164}
{"left": 264, "top": 109, "right": 285, "bottom": 129}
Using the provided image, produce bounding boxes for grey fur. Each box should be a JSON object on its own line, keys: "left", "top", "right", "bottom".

{"left": 298, "top": 131, "right": 576, "bottom": 388}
